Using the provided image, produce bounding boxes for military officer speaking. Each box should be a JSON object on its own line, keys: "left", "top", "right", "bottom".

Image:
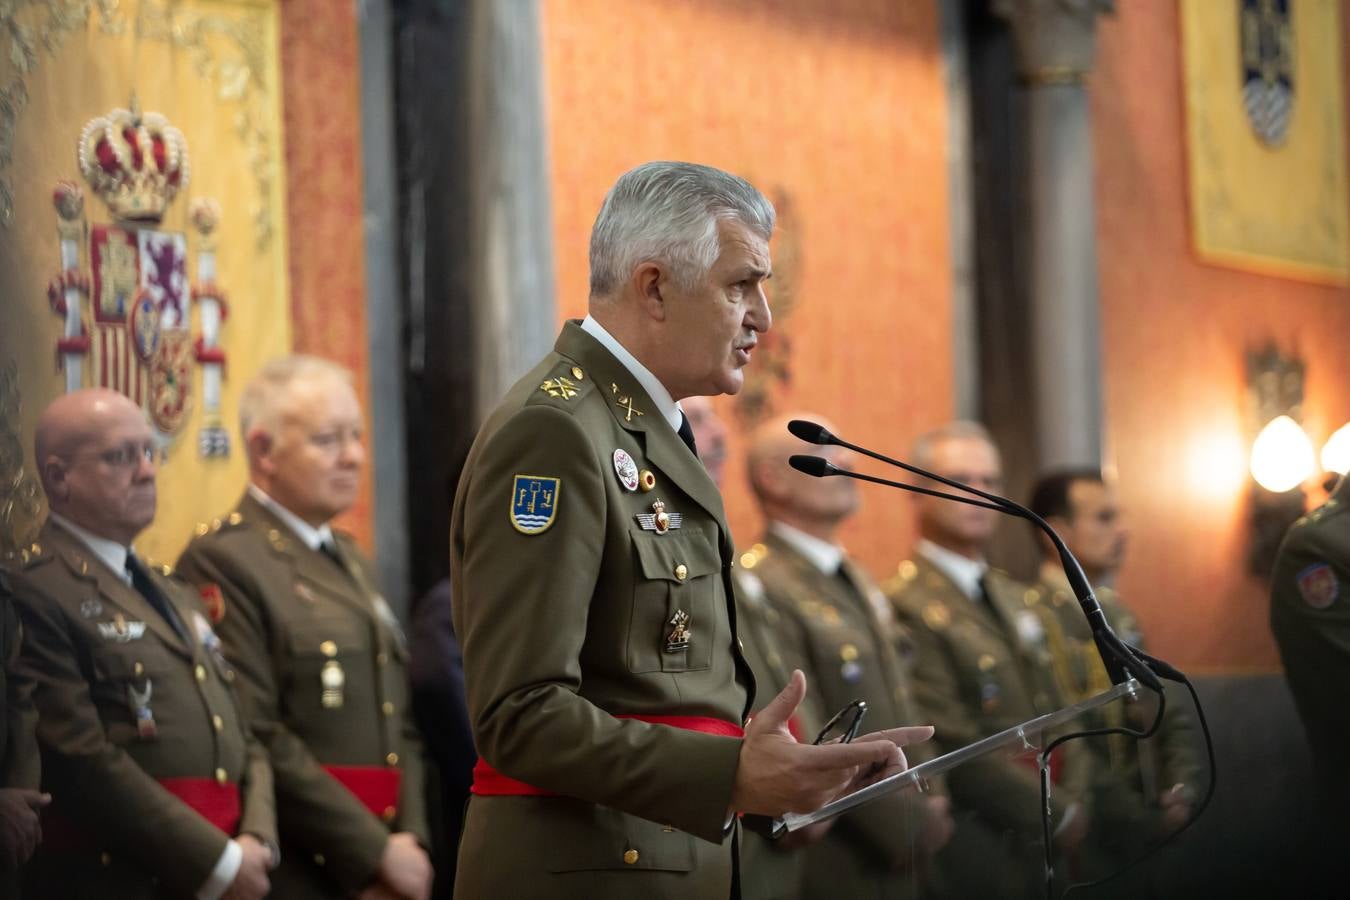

{"left": 9, "top": 389, "right": 275, "bottom": 900}
{"left": 739, "top": 415, "right": 954, "bottom": 899}
{"left": 883, "top": 421, "right": 1089, "bottom": 900}
{"left": 177, "top": 358, "right": 431, "bottom": 900}
{"left": 451, "top": 161, "right": 931, "bottom": 899}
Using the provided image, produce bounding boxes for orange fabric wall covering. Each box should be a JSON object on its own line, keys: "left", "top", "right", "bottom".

{"left": 1092, "top": 4, "right": 1350, "bottom": 670}
{"left": 279, "top": 0, "right": 374, "bottom": 551}
{"left": 540, "top": 0, "right": 955, "bottom": 578}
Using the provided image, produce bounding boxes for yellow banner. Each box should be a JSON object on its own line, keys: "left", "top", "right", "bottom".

{"left": 0, "top": 0, "right": 290, "bottom": 564}
{"left": 1181, "top": 0, "right": 1348, "bottom": 282}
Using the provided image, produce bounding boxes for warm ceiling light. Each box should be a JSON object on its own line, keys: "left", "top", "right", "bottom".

{"left": 1321, "top": 423, "right": 1350, "bottom": 475}
{"left": 1250, "top": 415, "right": 1316, "bottom": 492}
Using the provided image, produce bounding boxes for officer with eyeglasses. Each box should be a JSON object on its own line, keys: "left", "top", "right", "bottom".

{"left": 6, "top": 388, "right": 276, "bottom": 900}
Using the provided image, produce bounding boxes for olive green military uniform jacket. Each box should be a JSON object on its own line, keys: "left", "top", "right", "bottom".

{"left": 743, "top": 533, "right": 941, "bottom": 900}
{"left": 9, "top": 520, "right": 274, "bottom": 899}
{"left": 732, "top": 561, "right": 823, "bottom": 900}
{"left": 884, "top": 554, "right": 1087, "bottom": 835}
{"left": 1271, "top": 478, "right": 1350, "bottom": 800}
{"left": 1027, "top": 568, "right": 1202, "bottom": 841}
{"left": 0, "top": 570, "right": 39, "bottom": 900}
{"left": 176, "top": 494, "right": 428, "bottom": 898}
{"left": 450, "top": 321, "right": 755, "bottom": 900}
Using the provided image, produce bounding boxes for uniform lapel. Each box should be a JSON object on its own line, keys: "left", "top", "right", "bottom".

{"left": 556, "top": 323, "right": 729, "bottom": 531}
{"left": 238, "top": 494, "right": 373, "bottom": 620}
{"left": 43, "top": 522, "right": 192, "bottom": 658}
{"left": 916, "top": 554, "right": 1006, "bottom": 642}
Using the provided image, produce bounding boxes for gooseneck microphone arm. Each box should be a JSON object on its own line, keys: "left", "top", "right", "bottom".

{"left": 785, "top": 420, "right": 1162, "bottom": 692}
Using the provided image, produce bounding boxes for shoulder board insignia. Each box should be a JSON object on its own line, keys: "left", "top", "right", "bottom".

{"left": 227, "top": 511, "right": 244, "bottom": 527}
{"left": 511, "top": 475, "right": 561, "bottom": 535}
{"left": 922, "top": 601, "right": 951, "bottom": 631}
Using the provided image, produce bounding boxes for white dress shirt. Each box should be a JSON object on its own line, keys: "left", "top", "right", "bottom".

{"left": 916, "top": 538, "right": 987, "bottom": 602}
{"left": 770, "top": 522, "right": 845, "bottom": 576}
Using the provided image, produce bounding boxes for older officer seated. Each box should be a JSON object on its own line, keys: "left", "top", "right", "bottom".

{"left": 9, "top": 388, "right": 275, "bottom": 900}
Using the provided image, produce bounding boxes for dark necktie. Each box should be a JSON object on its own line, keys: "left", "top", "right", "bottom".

{"left": 677, "top": 413, "right": 699, "bottom": 457}
{"left": 319, "top": 538, "right": 346, "bottom": 572}
{"left": 126, "top": 554, "right": 189, "bottom": 642}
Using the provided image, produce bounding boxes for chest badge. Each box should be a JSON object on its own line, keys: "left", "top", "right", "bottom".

{"left": 636, "top": 500, "right": 682, "bottom": 534}
{"left": 665, "top": 609, "right": 692, "bottom": 653}
{"left": 320, "top": 641, "right": 345, "bottom": 709}
{"left": 98, "top": 613, "right": 146, "bottom": 642}
{"left": 613, "top": 449, "right": 640, "bottom": 492}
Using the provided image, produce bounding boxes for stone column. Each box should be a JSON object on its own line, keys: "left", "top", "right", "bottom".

{"left": 466, "top": 0, "right": 557, "bottom": 421}
{"left": 995, "top": 0, "right": 1113, "bottom": 471}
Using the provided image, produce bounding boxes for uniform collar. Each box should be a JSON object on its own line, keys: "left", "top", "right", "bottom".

{"left": 47, "top": 512, "right": 130, "bottom": 583}
{"left": 917, "top": 538, "right": 986, "bottom": 601}
{"left": 769, "top": 521, "right": 844, "bottom": 576}
{"left": 581, "top": 315, "right": 683, "bottom": 431}
{"left": 247, "top": 484, "right": 334, "bottom": 552}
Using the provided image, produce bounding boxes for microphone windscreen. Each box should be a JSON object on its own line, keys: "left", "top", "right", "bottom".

{"left": 787, "top": 419, "right": 832, "bottom": 444}
{"left": 788, "top": 454, "right": 835, "bottom": 477}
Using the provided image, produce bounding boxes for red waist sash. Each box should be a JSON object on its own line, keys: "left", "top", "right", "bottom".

{"left": 325, "top": 764, "right": 402, "bottom": 821}
{"left": 471, "top": 714, "right": 745, "bottom": 797}
{"left": 44, "top": 777, "right": 241, "bottom": 851}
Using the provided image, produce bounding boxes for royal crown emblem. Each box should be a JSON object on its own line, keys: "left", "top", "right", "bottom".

{"left": 78, "top": 104, "right": 190, "bottom": 224}
{"left": 44, "top": 103, "right": 229, "bottom": 458}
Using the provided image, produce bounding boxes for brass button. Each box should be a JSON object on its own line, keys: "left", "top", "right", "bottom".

{"left": 320, "top": 640, "right": 338, "bottom": 658}
{"left": 314, "top": 853, "right": 326, "bottom": 866}
{"left": 195, "top": 664, "right": 207, "bottom": 683}
{"left": 376, "top": 652, "right": 389, "bottom": 666}
{"left": 224, "top": 669, "right": 236, "bottom": 683}
{"left": 382, "top": 806, "right": 397, "bottom": 823}
{"left": 623, "top": 849, "right": 639, "bottom": 865}
{"left": 133, "top": 661, "right": 145, "bottom": 677}
{"left": 382, "top": 701, "right": 395, "bottom": 716}
{"left": 977, "top": 654, "right": 996, "bottom": 672}
{"left": 386, "top": 752, "right": 399, "bottom": 766}
{"left": 101, "top": 852, "right": 112, "bottom": 866}
{"left": 215, "top": 768, "right": 228, "bottom": 785}
{"left": 840, "top": 643, "right": 859, "bottom": 662}
{"left": 674, "top": 564, "right": 688, "bottom": 581}
{"left": 571, "top": 366, "right": 584, "bottom": 380}
{"left": 212, "top": 715, "right": 224, "bottom": 733}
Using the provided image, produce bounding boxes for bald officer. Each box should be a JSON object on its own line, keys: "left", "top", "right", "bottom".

{"left": 883, "top": 421, "right": 1088, "bottom": 900}
{"left": 9, "top": 389, "right": 274, "bottom": 900}
{"left": 451, "top": 162, "right": 929, "bottom": 899}
{"left": 177, "top": 358, "right": 431, "bottom": 900}
{"left": 741, "top": 415, "right": 953, "bottom": 899}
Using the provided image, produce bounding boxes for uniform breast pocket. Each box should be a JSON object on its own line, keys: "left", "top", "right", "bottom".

{"left": 628, "top": 532, "right": 721, "bottom": 674}
{"left": 284, "top": 621, "right": 369, "bottom": 719}
{"left": 88, "top": 646, "right": 172, "bottom": 744}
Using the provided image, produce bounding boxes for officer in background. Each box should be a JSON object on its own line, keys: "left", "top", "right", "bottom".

{"left": 741, "top": 415, "right": 953, "bottom": 898}
{"left": 883, "top": 421, "right": 1088, "bottom": 900}
{"left": 1026, "top": 469, "right": 1201, "bottom": 881}
{"left": 177, "top": 357, "right": 431, "bottom": 900}
{"left": 1271, "top": 474, "right": 1350, "bottom": 864}
{"left": 10, "top": 389, "right": 274, "bottom": 899}
{"left": 451, "top": 161, "right": 928, "bottom": 899}
{"left": 0, "top": 570, "right": 43, "bottom": 899}
{"left": 683, "top": 396, "right": 828, "bottom": 900}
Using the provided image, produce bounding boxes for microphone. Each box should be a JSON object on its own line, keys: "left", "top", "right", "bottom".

{"left": 787, "top": 420, "right": 1161, "bottom": 691}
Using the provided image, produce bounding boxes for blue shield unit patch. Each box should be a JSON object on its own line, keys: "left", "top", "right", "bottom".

{"left": 510, "top": 475, "right": 561, "bottom": 535}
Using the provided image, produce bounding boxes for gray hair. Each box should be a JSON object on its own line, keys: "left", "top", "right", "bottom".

{"left": 588, "top": 161, "right": 775, "bottom": 297}
{"left": 911, "top": 421, "right": 998, "bottom": 470}
{"left": 239, "top": 355, "right": 354, "bottom": 439}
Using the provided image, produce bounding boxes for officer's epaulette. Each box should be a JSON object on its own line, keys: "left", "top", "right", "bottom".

{"left": 738, "top": 542, "right": 769, "bottom": 570}
{"left": 192, "top": 511, "right": 246, "bottom": 540}
{"left": 5, "top": 542, "right": 49, "bottom": 570}
{"left": 526, "top": 360, "right": 596, "bottom": 409}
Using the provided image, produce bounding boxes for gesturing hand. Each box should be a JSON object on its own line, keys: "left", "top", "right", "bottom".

{"left": 731, "top": 670, "right": 934, "bottom": 817}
